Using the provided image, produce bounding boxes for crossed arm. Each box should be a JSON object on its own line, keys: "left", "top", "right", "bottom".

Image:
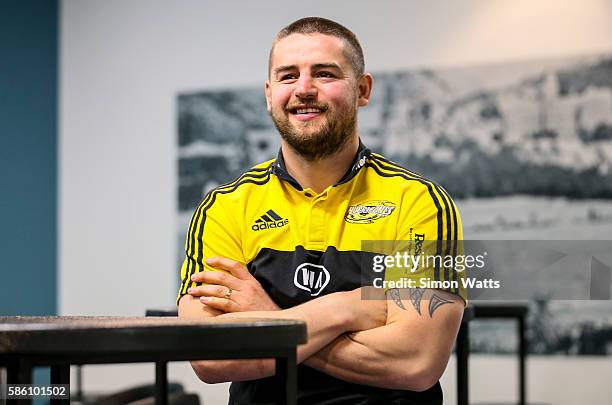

{"left": 178, "top": 257, "right": 464, "bottom": 392}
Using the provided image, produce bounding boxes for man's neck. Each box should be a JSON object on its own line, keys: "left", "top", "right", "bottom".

{"left": 281, "top": 136, "right": 360, "bottom": 194}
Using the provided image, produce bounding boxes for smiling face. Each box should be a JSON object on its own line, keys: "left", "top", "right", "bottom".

{"left": 265, "top": 33, "right": 371, "bottom": 160}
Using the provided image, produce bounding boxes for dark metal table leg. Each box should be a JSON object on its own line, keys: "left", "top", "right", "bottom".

{"left": 275, "top": 350, "right": 297, "bottom": 405}
{"left": 74, "top": 365, "right": 83, "bottom": 403}
{"left": 6, "top": 362, "right": 31, "bottom": 385}
{"left": 456, "top": 321, "right": 469, "bottom": 405}
{"left": 519, "top": 316, "right": 526, "bottom": 405}
{"left": 6, "top": 359, "right": 32, "bottom": 405}
{"left": 155, "top": 362, "right": 168, "bottom": 405}
{"left": 50, "top": 365, "right": 70, "bottom": 405}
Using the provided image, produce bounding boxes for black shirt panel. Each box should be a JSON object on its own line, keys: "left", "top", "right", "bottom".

{"left": 229, "top": 247, "right": 443, "bottom": 405}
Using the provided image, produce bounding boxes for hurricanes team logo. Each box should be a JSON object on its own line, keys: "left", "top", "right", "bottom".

{"left": 345, "top": 200, "right": 396, "bottom": 224}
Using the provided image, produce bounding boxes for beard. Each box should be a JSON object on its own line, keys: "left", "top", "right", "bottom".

{"left": 270, "top": 101, "right": 357, "bottom": 161}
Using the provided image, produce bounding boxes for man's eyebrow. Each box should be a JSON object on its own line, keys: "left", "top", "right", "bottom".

{"left": 272, "top": 65, "right": 296, "bottom": 76}
{"left": 272, "top": 63, "right": 343, "bottom": 76}
{"left": 312, "top": 63, "right": 342, "bottom": 71}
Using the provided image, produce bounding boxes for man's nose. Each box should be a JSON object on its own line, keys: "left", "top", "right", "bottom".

{"left": 294, "top": 75, "right": 317, "bottom": 99}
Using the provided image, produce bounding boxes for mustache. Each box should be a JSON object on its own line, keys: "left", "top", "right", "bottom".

{"left": 284, "top": 103, "right": 329, "bottom": 113}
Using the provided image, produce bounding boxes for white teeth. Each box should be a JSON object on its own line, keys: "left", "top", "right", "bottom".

{"left": 296, "top": 108, "right": 321, "bottom": 114}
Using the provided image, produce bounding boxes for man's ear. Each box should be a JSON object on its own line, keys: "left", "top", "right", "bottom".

{"left": 357, "top": 73, "right": 373, "bottom": 107}
{"left": 265, "top": 80, "right": 272, "bottom": 112}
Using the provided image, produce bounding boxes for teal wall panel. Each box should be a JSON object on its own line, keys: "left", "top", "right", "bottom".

{"left": 0, "top": 0, "right": 58, "bottom": 316}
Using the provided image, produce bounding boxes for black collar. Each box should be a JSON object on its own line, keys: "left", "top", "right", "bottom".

{"left": 272, "top": 140, "right": 371, "bottom": 191}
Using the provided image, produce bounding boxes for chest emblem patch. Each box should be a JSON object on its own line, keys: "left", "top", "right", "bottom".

{"left": 294, "top": 263, "right": 330, "bottom": 296}
{"left": 252, "top": 209, "right": 289, "bottom": 231}
{"left": 345, "top": 200, "right": 396, "bottom": 224}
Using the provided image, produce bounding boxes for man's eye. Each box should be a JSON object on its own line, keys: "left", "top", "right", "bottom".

{"left": 317, "top": 71, "right": 335, "bottom": 78}
{"left": 280, "top": 74, "right": 297, "bottom": 81}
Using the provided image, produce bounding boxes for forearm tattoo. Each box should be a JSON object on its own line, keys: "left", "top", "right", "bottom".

{"left": 388, "top": 288, "right": 406, "bottom": 310}
{"left": 388, "top": 288, "right": 455, "bottom": 317}
{"left": 428, "top": 293, "right": 454, "bottom": 317}
{"left": 408, "top": 288, "right": 425, "bottom": 315}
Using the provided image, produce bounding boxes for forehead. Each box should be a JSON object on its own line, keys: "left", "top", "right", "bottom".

{"left": 271, "top": 33, "right": 350, "bottom": 70}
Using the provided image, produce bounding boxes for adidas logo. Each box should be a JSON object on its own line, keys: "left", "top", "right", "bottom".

{"left": 251, "top": 209, "right": 289, "bottom": 231}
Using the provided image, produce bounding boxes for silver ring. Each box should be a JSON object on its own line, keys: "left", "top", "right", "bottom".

{"left": 224, "top": 287, "right": 233, "bottom": 299}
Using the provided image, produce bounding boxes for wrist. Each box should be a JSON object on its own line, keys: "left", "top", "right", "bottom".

{"left": 284, "top": 291, "right": 354, "bottom": 332}
{"left": 325, "top": 291, "right": 356, "bottom": 331}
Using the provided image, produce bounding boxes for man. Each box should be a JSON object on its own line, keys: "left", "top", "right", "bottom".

{"left": 178, "top": 17, "right": 465, "bottom": 404}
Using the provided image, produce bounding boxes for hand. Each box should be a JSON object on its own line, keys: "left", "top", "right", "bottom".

{"left": 342, "top": 287, "right": 388, "bottom": 332}
{"left": 188, "top": 257, "right": 281, "bottom": 313}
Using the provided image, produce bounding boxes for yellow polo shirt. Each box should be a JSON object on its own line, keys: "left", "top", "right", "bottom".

{"left": 177, "top": 142, "right": 465, "bottom": 404}
{"left": 178, "top": 142, "right": 465, "bottom": 306}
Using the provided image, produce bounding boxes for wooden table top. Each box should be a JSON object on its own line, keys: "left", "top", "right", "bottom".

{"left": 0, "top": 316, "right": 307, "bottom": 361}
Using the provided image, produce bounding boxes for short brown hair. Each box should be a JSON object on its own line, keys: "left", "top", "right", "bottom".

{"left": 269, "top": 17, "right": 365, "bottom": 77}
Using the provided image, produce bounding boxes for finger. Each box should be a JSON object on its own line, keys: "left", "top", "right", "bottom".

{"left": 206, "top": 257, "right": 252, "bottom": 280}
{"left": 196, "top": 271, "right": 241, "bottom": 290}
{"left": 188, "top": 285, "right": 229, "bottom": 298}
{"left": 190, "top": 270, "right": 239, "bottom": 288}
{"left": 200, "top": 296, "right": 240, "bottom": 312}
{"left": 189, "top": 271, "right": 207, "bottom": 283}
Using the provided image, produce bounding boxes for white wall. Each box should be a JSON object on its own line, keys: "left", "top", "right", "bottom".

{"left": 60, "top": 0, "right": 612, "bottom": 403}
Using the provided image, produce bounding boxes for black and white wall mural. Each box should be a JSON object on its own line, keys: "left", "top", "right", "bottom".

{"left": 178, "top": 53, "right": 612, "bottom": 355}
